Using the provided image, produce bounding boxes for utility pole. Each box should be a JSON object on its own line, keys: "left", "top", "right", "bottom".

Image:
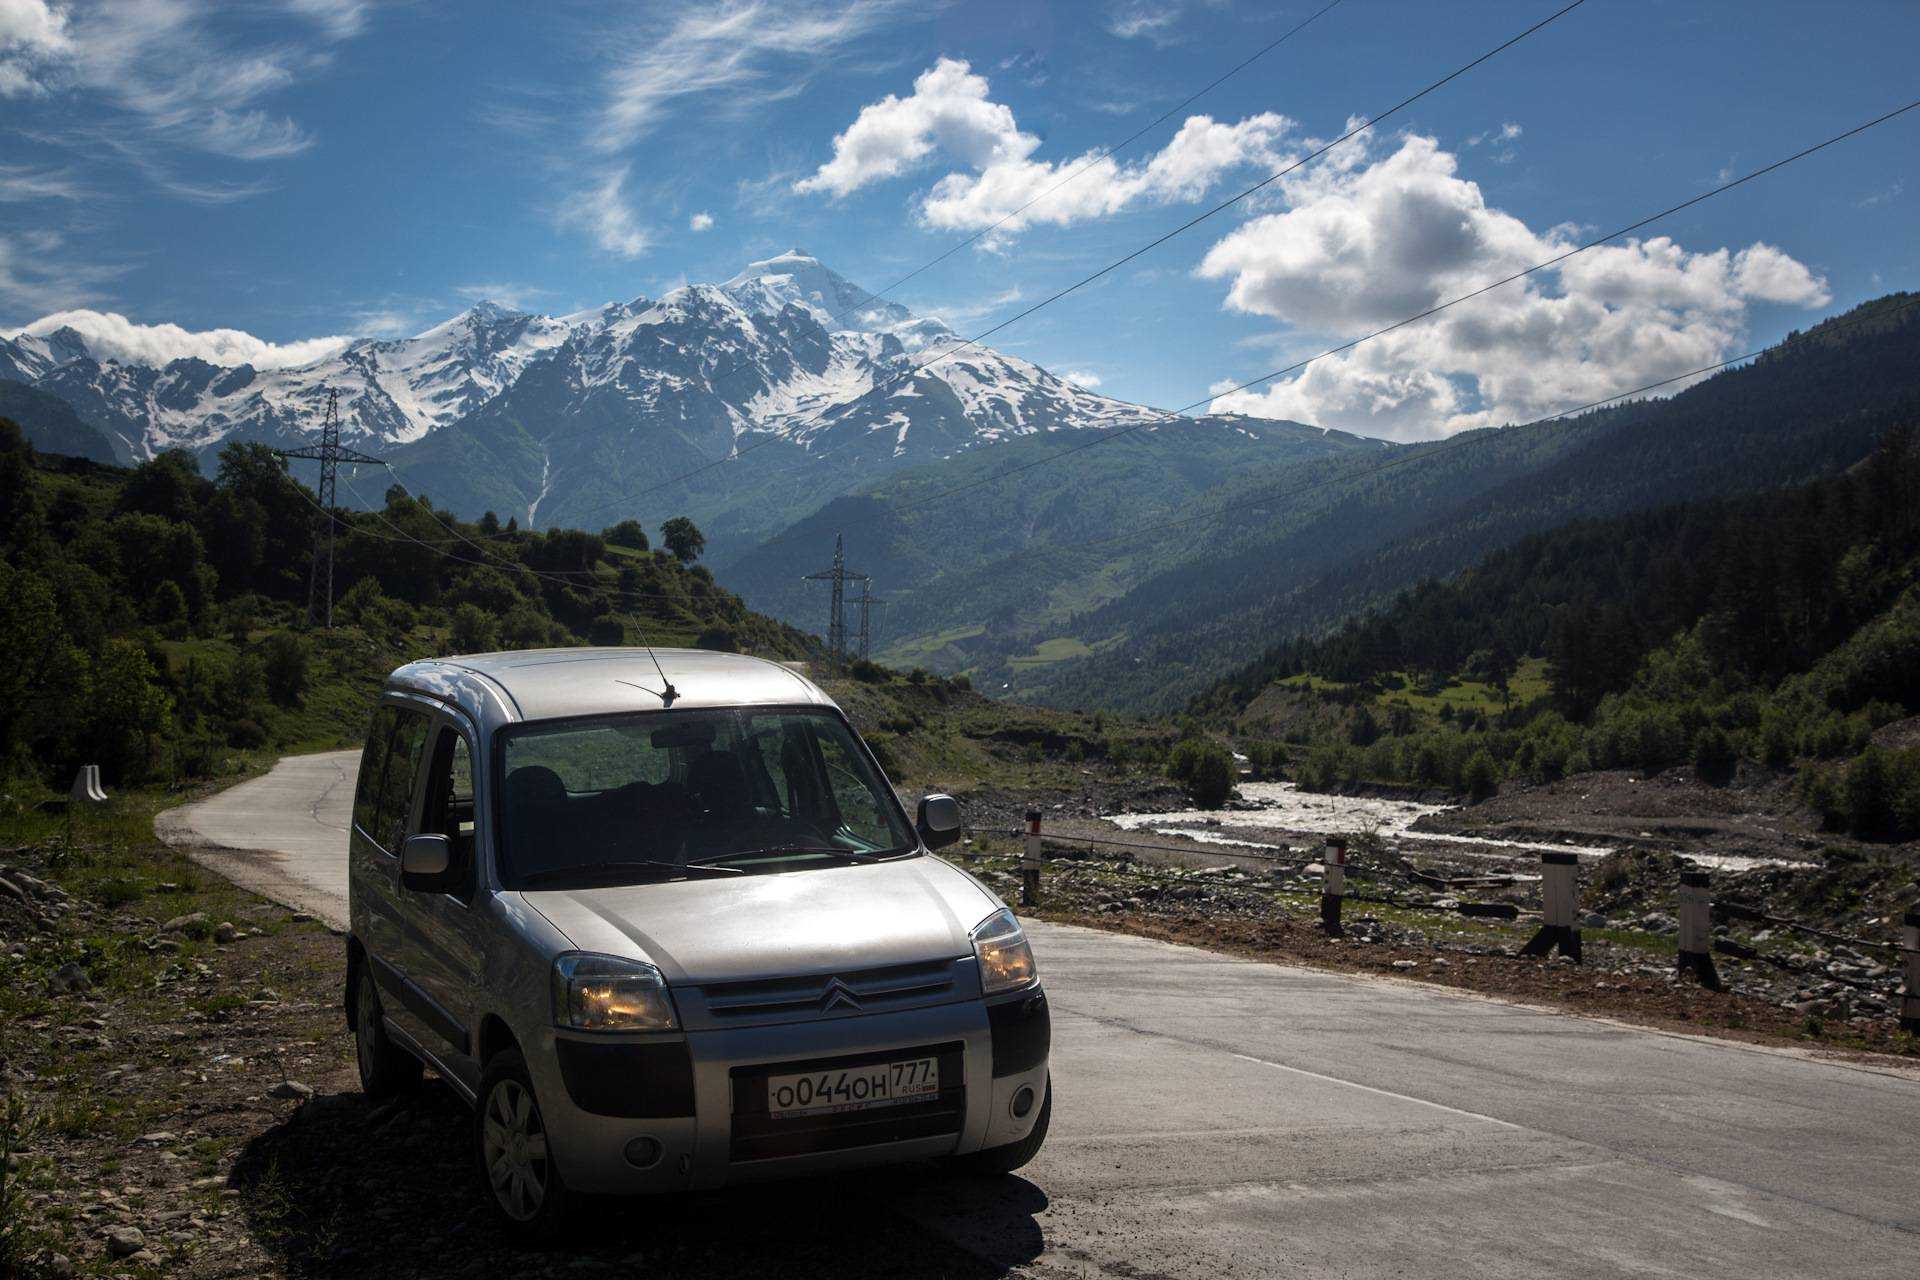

{"left": 801, "top": 532, "right": 868, "bottom": 665}
{"left": 276, "top": 389, "right": 382, "bottom": 629}
{"left": 854, "top": 581, "right": 886, "bottom": 661}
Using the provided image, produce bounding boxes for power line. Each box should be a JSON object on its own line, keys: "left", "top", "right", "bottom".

{"left": 528, "top": 0, "right": 1586, "bottom": 533}
{"left": 276, "top": 389, "right": 383, "bottom": 628}
{"left": 738, "top": 94, "right": 1920, "bottom": 553}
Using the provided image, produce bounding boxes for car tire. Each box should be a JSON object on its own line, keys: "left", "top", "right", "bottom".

{"left": 476, "top": 1048, "right": 571, "bottom": 1239}
{"left": 952, "top": 1075, "right": 1050, "bottom": 1176}
{"left": 353, "top": 963, "right": 422, "bottom": 1099}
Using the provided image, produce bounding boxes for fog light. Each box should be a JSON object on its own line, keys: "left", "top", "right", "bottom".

{"left": 623, "top": 1136, "right": 663, "bottom": 1169}
{"left": 1010, "top": 1086, "right": 1036, "bottom": 1119}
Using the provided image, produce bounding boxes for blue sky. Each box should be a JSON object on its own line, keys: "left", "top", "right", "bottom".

{"left": 2, "top": 0, "right": 1915, "bottom": 438}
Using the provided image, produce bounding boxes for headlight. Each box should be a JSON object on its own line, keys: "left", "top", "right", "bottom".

{"left": 550, "top": 953, "right": 677, "bottom": 1032}
{"left": 972, "top": 909, "right": 1037, "bottom": 995}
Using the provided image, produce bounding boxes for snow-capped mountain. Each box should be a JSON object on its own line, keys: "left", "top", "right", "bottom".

{"left": 0, "top": 250, "right": 1187, "bottom": 525}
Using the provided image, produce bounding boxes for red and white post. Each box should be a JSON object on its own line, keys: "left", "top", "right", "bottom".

{"left": 1901, "top": 908, "right": 1919, "bottom": 1035}
{"left": 1676, "top": 868, "right": 1721, "bottom": 990}
{"left": 1021, "top": 809, "right": 1043, "bottom": 908}
{"left": 1320, "top": 836, "right": 1347, "bottom": 937}
{"left": 1520, "top": 850, "right": 1582, "bottom": 962}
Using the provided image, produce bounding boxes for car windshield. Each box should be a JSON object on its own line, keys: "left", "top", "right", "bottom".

{"left": 496, "top": 707, "right": 917, "bottom": 889}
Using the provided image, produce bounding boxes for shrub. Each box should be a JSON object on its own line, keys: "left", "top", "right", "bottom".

{"left": 1463, "top": 750, "right": 1499, "bottom": 801}
{"left": 1844, "top": 747, "right": 1896, "bottom": 836}
{"left": 260, "top": 631, "right": 310, "bottom": 707}
{"left": 227, "top": 718, "right": 269, "bottom": 749}
{"left": 694, "top": 625, "right": 739, "bottom": 653}
{"left": 1692, "top": 726, "right": 1736, "bottom": 784}
{"left": 1167, "top": 739, "right": 1236, "bottom": 809}
{"left": 847, "top": 658, "right": 888, "bottom": 683}
{"left": 450, "top": 603, "right": 499, "bottom": 653}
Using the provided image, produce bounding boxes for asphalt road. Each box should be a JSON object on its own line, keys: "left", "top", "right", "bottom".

{"left": 162, "top": 752, "right": 1920, "bottom": 1278}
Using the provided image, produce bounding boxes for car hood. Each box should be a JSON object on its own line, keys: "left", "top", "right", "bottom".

{"left": 516, "top": 855, "right": 1001, "bottom": 985}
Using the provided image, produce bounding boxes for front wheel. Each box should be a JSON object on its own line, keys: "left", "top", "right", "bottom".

{"left": 353, "top": 962, "right": 422, "bottom": 1098}
{"left": 476, "top": 1048, "right": 571, "bottom": 1238}
{"left": 952, "top": 1076, "right": 1050, "bottom": 1176}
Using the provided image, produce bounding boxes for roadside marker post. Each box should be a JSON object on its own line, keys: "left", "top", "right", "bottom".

{"left": 65, "top": 764, "right": 108, "bottom": 858}
{"left": 1320, "top": 836, "right": 1346, "bottom": 937}
{"left": 1676, "top": 869, "right": 1722, "bottom": 991}
{"left": 1902, "top": 909, "right": 1919, "bottom": 1035}
{"left": 1520, "top": 850, "right": 1582, "bottom": 962}
{"left": 1021, "top": 810, "right": 1043, "bottom": 908}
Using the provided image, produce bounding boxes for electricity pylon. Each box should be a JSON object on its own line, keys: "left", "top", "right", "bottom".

{"left": 854, "top": 581, "right": 887, "bottom": 661}
{"left": 277, "top": 390, "right": 382, "bottom": 629}
{"left": 802, "top": 532, "right": 868, "bottom": 664}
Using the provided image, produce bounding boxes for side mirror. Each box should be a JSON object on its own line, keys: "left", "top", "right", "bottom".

{"left": 401, "top": 833, "right": 454, "bottom": 893}
{"left": 916, "top": 794, "right": 962, "bottom": 850}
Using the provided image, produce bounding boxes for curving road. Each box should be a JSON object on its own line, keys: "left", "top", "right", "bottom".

{"left": 163, "top": 752, "right": 1920, "bottom": 1278}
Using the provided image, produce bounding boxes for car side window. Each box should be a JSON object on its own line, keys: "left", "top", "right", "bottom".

{"left": 418, "top": 726, "right": 477, "bottom": 901}
{"left": 352, "top": 707, "right": 396, "bottom": 836}
{"left": 358, "top": 706, "right": 432, "bottom": 854}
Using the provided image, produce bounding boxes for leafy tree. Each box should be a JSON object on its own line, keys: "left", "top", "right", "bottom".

{"left": 661, "top": 516, "right": 705, "bottom": 563}
{"left": 1844, "top": 747, "right": 1895, "bottom": 836}
{"left": 695, "top": 624, "right": 738, "bottom": 653}
{"left": 605, "top": 519, "right": 650, "bottom": 551}
{"left": 84, "top": 639, "right": 174, "bottom": 782}
{"left": 1167, "top": 739, "right": 1236, "bottom": 808}
{"left": 1692, "top": 726, "right": 1736, "bottom": 784}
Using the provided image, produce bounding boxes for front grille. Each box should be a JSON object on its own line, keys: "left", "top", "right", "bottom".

{"left": 728, "top": 1042, "right": 966, "bottom": 1162}
{"left": 682, "top": 957, "right": 967, "bottom": 1029}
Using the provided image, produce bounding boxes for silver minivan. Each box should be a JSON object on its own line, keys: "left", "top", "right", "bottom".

{"left": 344, "top": 647, "right": 1050, "bottom": 1233}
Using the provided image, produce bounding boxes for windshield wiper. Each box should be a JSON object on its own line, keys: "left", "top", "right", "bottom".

{"left": 689, "top": 844, "right": 884, "bottom": 866}
{"left": 518, "top": 859, "right": 743, "bottom": 887}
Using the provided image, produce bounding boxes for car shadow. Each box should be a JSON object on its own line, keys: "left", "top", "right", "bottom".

{"left": 229, "top": 1084, "right": 1046, "bottom": 1278}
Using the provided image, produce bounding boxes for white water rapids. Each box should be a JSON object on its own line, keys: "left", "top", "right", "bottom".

{"left": 1106, "top": 781, "right": 1806, "bottom": 872}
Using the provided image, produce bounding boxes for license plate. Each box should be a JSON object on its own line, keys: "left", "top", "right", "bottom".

{"left": 764, "top": 1056, "right": 940, "bottom": 1119}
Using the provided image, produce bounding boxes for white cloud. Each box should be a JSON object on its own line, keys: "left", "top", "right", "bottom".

{"left": 1200, "top": 131, "right": 1829, "bottom": 439}
{"left": 563, "top": 166, "right": 651, "bottom": 258}
{"left": 552, "top": 2, "right": 920, "bottom": 259}
{"left": 0, "top": 0, "right": 72, "bottom": 98}
{"left": 281, "top": 0, "right": 372, "bottom": 41}
{"left": 7, "top": 308, "right": 352, "bottom": 368}
{"left": 0, "top": 161, "right": 83, "bottom": 200}
{"left": 688, "top": 211, "right": 714, "bottom": 231}
{"left": 5, "top": 0, "right": 371, "bottom": 162}
{"left": 0, "top": 229, "right": 123, "bottom": 319}
{"left": 1060, "top": 369, "right": 1102, "bottom": 388}
{"left": 796, "top": 57, "right": 1291, "bottom": 247}
{"left": 1107, "top": 3, "right": 1179, "bottom": 43}
{"left": 594, "top": 0, "right": 918, "bottom": 150}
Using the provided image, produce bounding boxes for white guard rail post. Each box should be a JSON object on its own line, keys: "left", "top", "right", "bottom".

{"left": 1021, "top": 809, "right": 1043, "bottom": 908}
{"left": 1676, "top": 868, "right": 1721, "bottom": 990}
{"left": 1520, "top": 850, "right": 1582, "bottom": 962}
{"left": 1320, "top": 836, "right": 1346, "bottom": 937}
{"left": 1902, "top": 908, "right": 1919, "bottom": 1035}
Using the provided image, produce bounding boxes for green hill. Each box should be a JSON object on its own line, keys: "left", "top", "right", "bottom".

{"left": 1194, "top": 421, "right": 1920, "bottom": 840}
{"left": 0, "top": 420, "right": 815, "bottom": 790}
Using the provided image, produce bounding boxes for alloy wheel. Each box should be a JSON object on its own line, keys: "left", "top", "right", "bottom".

{"left": 482, "top": 1078, "right": 549, "bottom": 1221}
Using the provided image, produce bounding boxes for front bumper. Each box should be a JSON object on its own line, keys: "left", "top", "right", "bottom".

{"left": 529, "top": 986, "right": 1049, "bottom": 1195}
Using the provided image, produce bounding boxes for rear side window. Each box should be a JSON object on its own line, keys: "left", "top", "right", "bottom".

{"left": 353, "top": 704, "right": 432, "bottom": 852}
